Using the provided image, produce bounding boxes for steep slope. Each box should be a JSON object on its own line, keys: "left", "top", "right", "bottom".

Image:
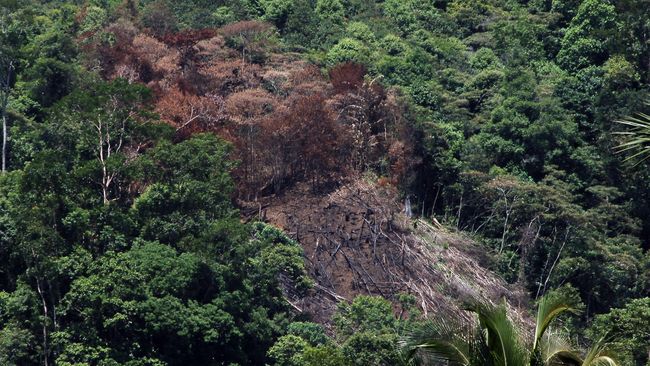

{"left": 75, "top": 20, "right": 533, "bottom": 325}
{"left": 244, "top": 178, "right": 530, "bottom": 326}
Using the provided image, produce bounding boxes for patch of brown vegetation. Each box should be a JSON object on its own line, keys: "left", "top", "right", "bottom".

{"left": 80, "top": 18, "right": 415, "bottom": 199}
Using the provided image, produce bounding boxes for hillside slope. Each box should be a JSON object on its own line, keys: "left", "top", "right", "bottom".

{"left": 246, "top": 178, "right": 530, "bottom": 326}
{"left": 2, "top": 0, "right": 650, "bottom": 364}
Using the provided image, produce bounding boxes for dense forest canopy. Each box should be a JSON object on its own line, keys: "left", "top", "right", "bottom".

{"left": 0, "top": 0, "right": 649, "bottom": 365}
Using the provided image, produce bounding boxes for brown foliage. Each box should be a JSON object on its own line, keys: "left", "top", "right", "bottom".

{"left": 290, "top": 65, "right": 322, "bottom": 85}
{"left": 260, "top": 70, "right": 290, "bottom": 96}
{"left": 287, "top": 65, "right": 328, "bottom": 96}
{"left": 219, "top": 21, "right": 274, "bottom": 40}
{"left": 388, "top": 141, "right": 409, "bottom": 186}
{"left": 225, "top": 89, "right": 277, "bottom": 122}
{"left": 104, "top": 19, "right": 139, "bottom": 44}
{"left": 159, "top": 28, "right": 218, "bottom": 47}
{"left": 329, "top": 62, "right": 366, "bottom": 94}
{"left": 229, "top": 92, "right": 349, "bottom": 198}
{"left": 260, "top": 94, "right": 347, "bottom": 192}
{"left": 131, "top": 34, "right": 180, "bottom": 87}
{"left": 91, "top": 20, "right": 139, "bottom": 78}
{"left": 156, "top": 88, "right": 227, "bottom": 137}
{"left": 202, "top": 60, "right": 262, "bottom": 95}
{"left": 75, "top": 4, "right": 89, "bottom": 26}
{"left": 132, "top": 34, "right": 172, "bottom": 62}
{"left": 154, "top": 30, "right": 222, "bottom": 95}
{"left": 90, "top": 28, "right": 180, "bottom": 87}
{"left": 77, "top": 20, "right": 418, "bottom": 200}
{"left": 195, "top": 36, "right": 229, "bottom": 62}
{"left": 115, "top": 0, "right": 139, "bottom": 21}
{"left": 113, "top": 64, "right": 140, "bottom": 83}
{"left": 385, "top": 93, "right": 420, "bottom": 187}
{"left": 328, "top": 73, "right": 418, "bottom": 187}
{"left": 330, "top": 84, "right": 386, "bottom": 171}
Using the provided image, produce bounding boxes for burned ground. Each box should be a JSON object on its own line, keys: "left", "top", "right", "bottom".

{"left": 242, "top": 178, "right": 531, "bottom": 328}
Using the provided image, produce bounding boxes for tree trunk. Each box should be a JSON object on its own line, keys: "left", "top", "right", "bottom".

{"left": 1, "top": 62, "right": 13, "bottom": 173}
{"left": 30, "top": 245, "right": 50, "bottom": 366}
{"left": 35, "top": 276, "right": 49, "bottom": 366}
{"left": 2, "top": 113, "right": 6, "bottom": 173}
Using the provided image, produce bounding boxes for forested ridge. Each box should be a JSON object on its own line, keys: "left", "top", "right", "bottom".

{"left": 0, "top": 0, "right": 649, "bottom": 365}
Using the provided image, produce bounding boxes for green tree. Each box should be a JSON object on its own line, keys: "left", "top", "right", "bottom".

{"left": 556, "top": 0, "right": 619, "bottom": 71}
{"left": 315, "top": 0, "right": 344, "bottom": 24}
{"left": 50, "top": 78, "right": 152, "bottom": 205}
{"left": 382, "top": 0, "right": 447, "bottom": 36}
{"left": 326, "top": 38, "right": 370, "bottom": 66}
{"left": 78, "top": 5, "right": 107, "bottom": 33}
{"left": 260, "top": 0, "right": 295, "bottom": 29}
{"left": 55, "top": 241, "right": 237, "bottom": 365}
{"left": 132, "top": 133, "right": 237, "bottom": 246}
{"left": 287, "top": 322, "right": 329, "bottom": 346}
{"left": 589, "top": 298, "right": 650, "bottom": 366}
{"left": 334, "top": 295, "right": 398, "bottom": 337}
{"left": 303, "top": 345, "right": 346, "bottom": 366}
{"left": 268, "top": 335, "right": 310, "bottom": 366}
{"left": 54, "top": 220, "right": 308, "bottom": 365}
{"left": 346, "top": 22, "right": 375, "bottom": 44}
{"left": 18, "top": 5, "right": 78, "bottom": 109}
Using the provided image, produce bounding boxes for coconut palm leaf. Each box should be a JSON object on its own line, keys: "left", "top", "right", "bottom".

{"left": 581, "top": 338, "right": 619, "bottom": 366}
{"left": 546, "top": 350, "right": 583, "bottom": 366}
{"left": 543, "top": 335, "right": 620, "bottom": 366}
{"left": 402, "top": 317, "right": 474, "bottom": 366}
{"left": 465, "top": 299, "right": 528, "bottom": 366}
{"left": 533, "top": 292, "right": 580, "bottom": 352}
{"left": 539, "top": 331, "right": 582, "bottom": 366}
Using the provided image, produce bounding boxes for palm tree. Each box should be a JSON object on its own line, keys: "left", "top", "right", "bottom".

{"left": 613, "top": 102, "right": 650, "bottom": 165}
{"left": 401, "top": 292, "right": 620, "bottom": 366}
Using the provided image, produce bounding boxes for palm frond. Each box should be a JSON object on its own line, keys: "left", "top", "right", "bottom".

{"left": 402, "top": 296, "right": 622, "bottom": 366}
{"left": 589, "top": 357, "right": 619, "bottom": 366}
{"left": 401, "top": 317, "right": 473, "bottom": 366}
{"left": 582, "top": 338, "right": 619, "bottom": 366}
{"left": 539, "top": 331, "right": 582, "bottom": 366}
{"left": 613, "top": 102, "right": 650, "bottom": 165}
{"left": 533, "top": 292, "right": 579, "bottom": 351}
{"left": 465, "top": 299, "right": 528, "bottom": 366}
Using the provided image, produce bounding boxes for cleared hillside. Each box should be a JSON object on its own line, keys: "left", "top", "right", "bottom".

{"left": 244, "top": 178, "right": 530, "bottom": 327}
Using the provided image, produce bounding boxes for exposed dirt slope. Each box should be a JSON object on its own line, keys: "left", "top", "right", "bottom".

{"left": 246, "top": 178, "right": 531, "bottom": 326}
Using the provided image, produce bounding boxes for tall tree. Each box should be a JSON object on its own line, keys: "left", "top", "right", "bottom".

{"left": 50, "top": 78, "right": 151, "bottom": 204}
